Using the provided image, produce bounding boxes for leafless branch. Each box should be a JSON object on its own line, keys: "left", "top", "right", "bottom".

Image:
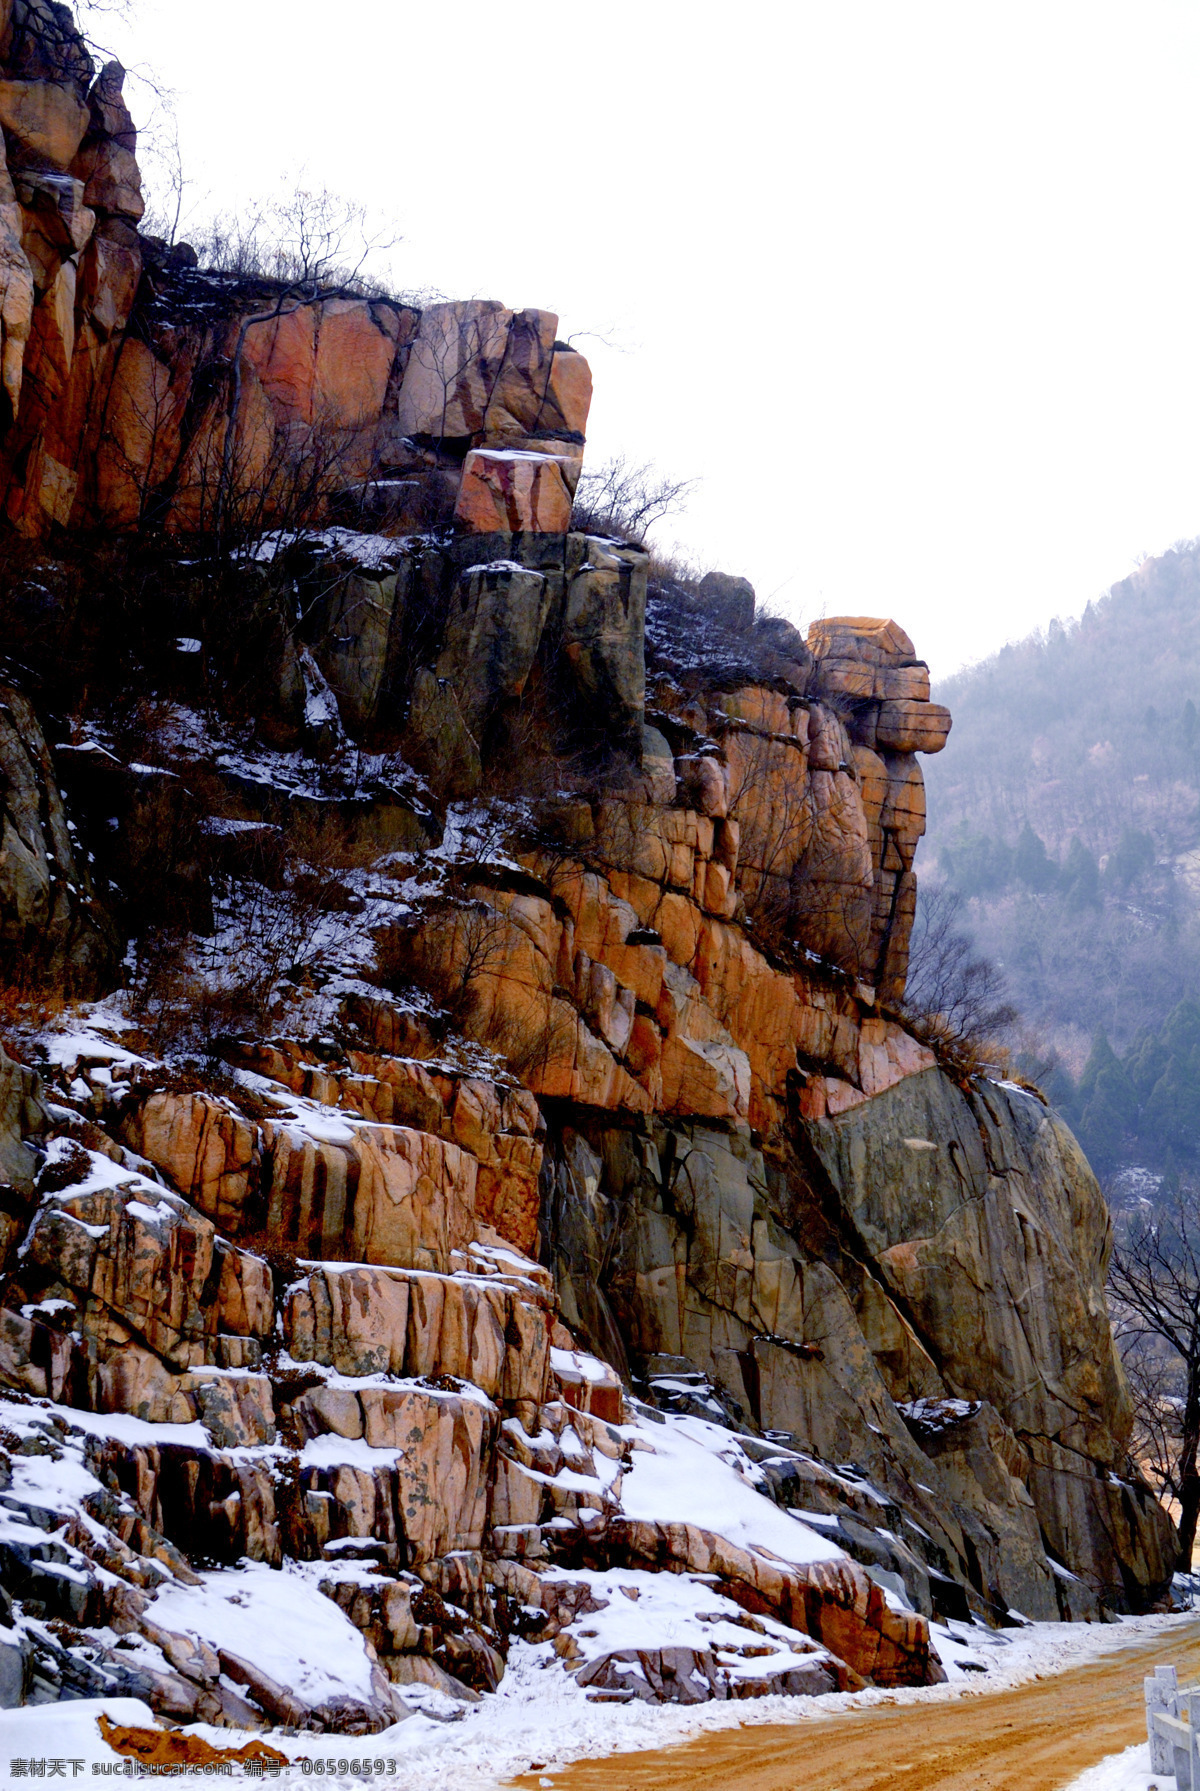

{"left": 571, "top": 453, "right": 697, "bottom": 543}
{"left": 1109, "top": 1180, "right": 1200, "bottom": 1567}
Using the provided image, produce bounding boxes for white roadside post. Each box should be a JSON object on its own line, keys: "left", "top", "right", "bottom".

{"left": 1145, "top": 1664, "right": 1200, "bottom": 1788}
{"left": 1183, "top": 1682, "right": 1200, "bottom": 1791}
{"left": 1148, "top": 1666, "right": 1180, "bottom": 1776}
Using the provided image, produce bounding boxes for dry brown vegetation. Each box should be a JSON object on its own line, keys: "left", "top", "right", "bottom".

{"left": 375, "top": 877, "right": 575, "bottom": 1084}
{"left": 569, "top": 454, "right": 697, "bottom": 545}
{"left": 900, "top": 882, "right": 1019, "bottom": 1079}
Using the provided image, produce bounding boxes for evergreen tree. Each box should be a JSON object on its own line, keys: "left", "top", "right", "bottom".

{"left": 1160, "top": 996, "right": 1200, "bottom": 1059}
{"left": 1104, "top": 826, "right": 1156, "bottom": 890}
{"left": 1129, "top": 1002, "right": 1200, "bottom": 1156}
{"left": 1076, "top": 1028, "right": 1138, "bottom": 1170}
{"left": 1040, "top": 1057, "right": 1078, "bottom": 1121}
{"left": 1077, "top": 1026, "right": 1121, "bottom": 1102}
{"left": 1062, "top": 836, "right": 1100, "bottom": 909}
{"left": 1013, "top": 822, "right": 1058, "bottom": 892}
{"left": 1124, "top": 1025, "right": 1169, "bottom": 1103}
{"left": 940, "top": 832, "right": 1012, "bottom": 897}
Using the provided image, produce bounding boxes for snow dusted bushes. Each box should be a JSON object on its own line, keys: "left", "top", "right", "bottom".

{"left": 126, "top": 810, "right": 375, "bottom": 1064}
{"left": 372, "top": 804, "right": 577, "bottom": 1083}
{"left": 643, "top": 548, "right": 815, "bottom": 688}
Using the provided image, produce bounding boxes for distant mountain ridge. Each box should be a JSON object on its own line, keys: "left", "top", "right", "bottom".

{"left": 932, "top": 540, "right": 1200, "bottom": 866}
{"left": 924, "top": 538, "right": 1200, "bottom": 1171}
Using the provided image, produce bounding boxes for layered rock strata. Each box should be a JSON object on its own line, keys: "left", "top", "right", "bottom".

{"left": 0, "top": 0, "right": 1176, "bottom": 1737}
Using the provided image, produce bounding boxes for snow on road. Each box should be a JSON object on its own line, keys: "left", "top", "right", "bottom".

{"left": 3, "top": 1609, "right": 1194, "bottom": 1789}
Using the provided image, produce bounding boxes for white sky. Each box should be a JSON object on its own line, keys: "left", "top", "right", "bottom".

{"left": 84, "top": 0, "right": 1200, "bottom": 680}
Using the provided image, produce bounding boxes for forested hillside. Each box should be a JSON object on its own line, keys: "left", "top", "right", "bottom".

{"left": 926, "top": 540, "right": 1200, "bottom": 1173}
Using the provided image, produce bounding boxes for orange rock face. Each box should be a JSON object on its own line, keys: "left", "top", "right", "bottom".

{"left": 240, "top": 296, "right": 399, "bottom": 431}
{"left": 397, "top": 789, "right": 935, "bottom": 1141}
{"left": 0, "top": 77, "right": 88, "bottom": 167}
{"left": 0, "top": 4, "right": 1016, "bottom": 1715}
{"left": 124, "top": 1092, "right": 260, "bottom": 1228}
{"left": 284, "top": 1260, "right": 552, "bottom": 1407}
{"left": 0, "top": 63, "right": 595, "bottom": 540}
{"left": 455, "top": 447, "right": 575, "bottom": 533}
{"left": 125, "top": 1039, "right": 546, "bottom": 1265}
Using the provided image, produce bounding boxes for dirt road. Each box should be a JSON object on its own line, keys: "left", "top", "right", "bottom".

{"left": 514, "top": 1623, "right": 1200, "bottom": 1791}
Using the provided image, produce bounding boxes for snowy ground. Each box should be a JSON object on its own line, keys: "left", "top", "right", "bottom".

{"left": 2, "top": 1610, "right": 1195, "bottom": 1788}
{"left": 1064, "top": 1743, "right": 1158, "bottom": 1791}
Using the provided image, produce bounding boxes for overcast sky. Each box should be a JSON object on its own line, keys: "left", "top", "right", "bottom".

{"left": 85, "top": 0, "right": 1200, "bottom": 680}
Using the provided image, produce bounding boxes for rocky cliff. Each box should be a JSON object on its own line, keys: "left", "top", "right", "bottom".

{"left": 0, "top": 0, "right": 1176, "bottom": 1737}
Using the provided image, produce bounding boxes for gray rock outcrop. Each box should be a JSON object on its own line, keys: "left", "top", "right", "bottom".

{"left": 0, "top": 683, "right": 117, "bottom": 989}
{"left": 806, "top": 1069, "right": 1177, "bottom": 1608}
{"left": 541, "top": 1068, "right": 1175, "bottom": 1620}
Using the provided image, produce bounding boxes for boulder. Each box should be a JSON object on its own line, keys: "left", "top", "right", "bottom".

{"left": 808, "top": 617, "right": 917, "bottom": 665}
{"left": 0, "top": 1040, "right": 45, "bottom": 1198}
{"left": 260, "top": 1116, "right": 478, "bottom": 1272}
{"left": 72, "top": 62, "right": 142, "bottom": 221}
{"left": 819, "top": 659, "right": 931, "bottom": 703}
{"left": 697, "top": 570, "right": 755, "bottom": 633}
{"left": 481, "top": 306, "right": 557, "bottom": 437}
{"left": 875, "top": 699, "right": 952, "bottom": 755}
{"left": 77, "top": 232, "right": 139, "bottom": 338}
{"left": 394, "top": 300, "right": 590, "bottom": 455}
{"left": 123, "top": 1092, "right": 260, "bottom": 1230}
{"left": 88, "top": 1431, "right": 284, "bottom": 1567}
{"left": 599, "top": 1519, "right": 940, "bottom": 1687}
{"left": 303, "top": 559, "right": 405, "bottom": 736}
{"left": 402, "top": 665, "right": 483, "bottom": 796}
{"left": 294, "top": 1383, "right": 498, "bottom": 1563}
{"left": 562, "top": 537, "right": 649, "bottom": 745}
{"left": 53, "top": 747, "right": 212, "bottom": 934}
{"left": 455, "top": 448, "right": 574, "bottom": 534}
{"left": 436, "top": 560, "right": 553, "bottom": 735}
{"left": 752, "top": 614, "right": 813, "bottom": 682}
{"left": 395, "top": 299, "right": 513, "bottom": 440}
{"left": 0, "top": 172, "right": 32, "bottom": 418}
{"left": 639, "top": 726, "right": 676, "bottom": 804}
{"left": 283, "top": 1262, "right": 551, "bottom": 1406}
{"left": 543, "top": 342, "right": 592, "bottom": 438}
{"left": 21, "top": 1179, "right": 272, "bottom": 1373}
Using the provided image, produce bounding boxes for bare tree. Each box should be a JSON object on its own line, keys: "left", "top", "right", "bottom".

{"left": 1109, "top": 1182, "right": 1200, "bottom": 1570}
{"left": 1116, "top": 1335, "right": 1185, "bottom": 1511}
{"left": 188, "top": 183, "right": 399, "bottom": 294}
{"left": 138, "top": 105, "right": 189, "bottom": 247}
{"left": 902, "top": 883, "right": 1017, "bottom": 1068}
{"left": 571, "top": 453, "right": 696, "bottom": 543}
